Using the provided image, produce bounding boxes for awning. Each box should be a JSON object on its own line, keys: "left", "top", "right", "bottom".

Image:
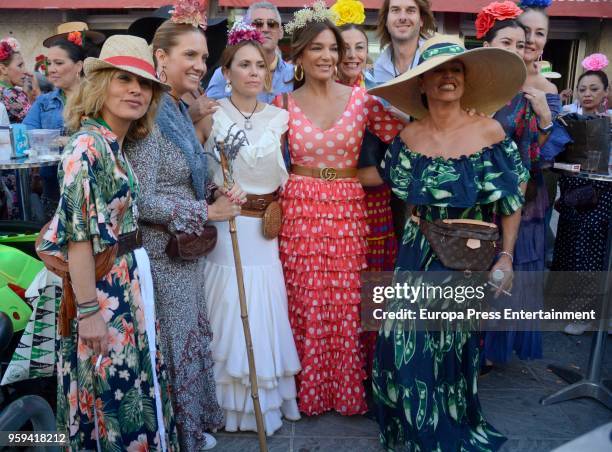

{"left": 217, "top": 0, "right": 610, "bottom": 19}
{"left": 0, "top": 0, "right": 169, "bottom": 8}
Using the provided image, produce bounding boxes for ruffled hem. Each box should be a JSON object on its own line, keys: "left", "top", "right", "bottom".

{"left": 217, "top": 375, "right": 300, "bottom": 436}
{"left": 363, "top": 184, "right": 397, "bottom": 272}
{"left": 280, "top": 175, "right": 369, "bottom": 416}
{"left": 203, "top": 256, "right": 302, "bottom": 431}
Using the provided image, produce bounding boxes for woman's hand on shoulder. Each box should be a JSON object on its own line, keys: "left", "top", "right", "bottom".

{"left": 523, "top": 87, "right": 552, "bottom": 124}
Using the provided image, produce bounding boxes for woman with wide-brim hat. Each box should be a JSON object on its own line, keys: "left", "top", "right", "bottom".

{"left": 361, "top": 34, "right": 528, "bottom": 451}
{"left": 36, "top": 34, "right": 180, "bottom": 451}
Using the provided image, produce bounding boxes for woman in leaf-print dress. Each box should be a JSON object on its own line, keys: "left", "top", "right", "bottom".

{"left": 36, "top": 36, "right": 179, "bottom": 451}
{"left": 364, "top": 35, "right": 528, "bottom": 451}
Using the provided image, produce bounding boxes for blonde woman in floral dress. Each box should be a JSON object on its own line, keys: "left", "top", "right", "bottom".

{"left": 37, "top": 36, "right": 179, "bottom": 451}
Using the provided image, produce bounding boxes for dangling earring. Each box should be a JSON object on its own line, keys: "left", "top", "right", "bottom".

{"left": 158, "top": 68, "right": 167, "bottom": 83}
{"left": 225, "top": 81, "right": 232, "bottom": 94}
{"left": 333, "top": 65, "right": 338, "bottom": 79}
{"left": 294, "top": 64, "right": 304, "bottom": 82}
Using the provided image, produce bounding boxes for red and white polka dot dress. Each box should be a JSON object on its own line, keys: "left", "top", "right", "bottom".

{"left": 275, "top": 86, "right": 402, "bottom": 416}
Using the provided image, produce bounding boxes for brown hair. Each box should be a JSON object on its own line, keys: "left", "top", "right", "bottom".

{"left": 338, "top": 24, "right": 368, "bottom": 84}
{"left": 64, "top": 68, "right": 163, "bottom": 141}
{"left": 290, "top": 20, "right": 346, "bottom": 89}
{"left": 220, "top": 41, "right": 272, "bottom": 92}
{"left": 151, "top": 20, "right": 206, "bottom": 67}
{"left": 376, "top": 0, "right": 436, "bottom": 50}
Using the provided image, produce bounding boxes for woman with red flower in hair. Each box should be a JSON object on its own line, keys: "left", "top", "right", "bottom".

{"left": 0, "top": 37, "right": 31, "bottom": 123}
{"left": 476, "top": 1, "right": 568, "bottom": 370}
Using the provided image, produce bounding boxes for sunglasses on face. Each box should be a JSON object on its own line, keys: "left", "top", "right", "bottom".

{"left": 252, "top": 19, "right": 280, "bottom": 30}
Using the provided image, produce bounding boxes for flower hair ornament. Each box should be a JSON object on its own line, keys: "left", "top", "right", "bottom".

{"left": 285, "top": 1, "right": 339, "bottom": 35}
{"left": 331, "top": 0, "right": 365, "bottom": 27}
{"left": 35, "top": 54, "right": 49, "bottom": 76}
{"left": 0, "top": 38, "right": 17, "bottom": 62}
{"left": 67, "top": 31, "right": 83, "bottom": 47}
{"left": 582, "top": 53, "right": 609, "bottom": 72}
{"left": 475, "top": 1, "right": 523, "bottom": 39}
{"left": 228, "top": 20, "right": 265, "bottom": 46}
{"left": 170, "top": 0, "right": 208, "bottom": 29}
{"left": 518, "top": 0, "right": 552, "bottom": 8}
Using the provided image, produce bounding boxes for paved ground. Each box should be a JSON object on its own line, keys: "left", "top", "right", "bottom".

{"left": 213, "top": 332, "right": 612, "bottom": 452}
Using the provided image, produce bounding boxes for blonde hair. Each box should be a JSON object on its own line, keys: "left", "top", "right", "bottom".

{"left": 220, "top": 41, "right": 272, "bottom": 92}
{"left": 64, "top": 68, "right": 162, "bottom": 141}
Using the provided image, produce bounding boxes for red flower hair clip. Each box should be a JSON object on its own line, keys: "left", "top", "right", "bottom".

{"left": 170, "top": 0, "right": 208, "bottom": 30}
{"left": 0, "top": 41, "right": 13, "bottom": 62}
{"left": 67, "top": 31, "right": 83, "bottom": 47}
{"left": 228, "top": 20, "right": 265, "bottom": 46}
{"left": 475, "top": 1, "right": 524, "bottom": 39}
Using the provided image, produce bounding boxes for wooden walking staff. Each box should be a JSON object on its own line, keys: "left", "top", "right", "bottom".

{"left": 215, "top": 128, "right": 268, "bottom": 452}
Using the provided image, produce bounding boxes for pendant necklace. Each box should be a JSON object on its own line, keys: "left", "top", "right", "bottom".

{"left": 229, "top": 96, "right": 258, "bottom": 130}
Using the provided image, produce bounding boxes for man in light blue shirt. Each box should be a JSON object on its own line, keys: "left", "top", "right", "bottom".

{"left": 372, "top": 0, "right": 435, "bottom": 85}
{"left": 206, "top": 1, "right": 293, "bottom": 103}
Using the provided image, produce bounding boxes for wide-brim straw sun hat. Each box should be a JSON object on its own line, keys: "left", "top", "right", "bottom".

{"left": 368, "top": 34, "right": 527, "bottom": 120}
{"left": 43, "top": 21, "right": 106, "bottom": 47}
{"left": 83, "top": 35, "right": 169, "bottom": 90}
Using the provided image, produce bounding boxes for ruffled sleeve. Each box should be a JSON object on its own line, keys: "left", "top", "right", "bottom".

{"left": 378, "top": 136, "right": 528, "bottom": 215}
{"left": 37, "top": 131, "right": 120, "bottom": 258}
{"left": 363, "top": 91, "right": 403, "bottom": 144}
{"left": 206, "top": 106, "right": 289, "bottom": 193}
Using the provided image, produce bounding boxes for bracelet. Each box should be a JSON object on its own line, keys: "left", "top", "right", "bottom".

{"left": 77, "top": 298, "right": 98, "bottom": 307}
{"left": 498, "top": 251, "right": 514, "bottom": 263}
{"left": 76, "top": 302, "right": 100, "bottom": 319}
{"left": 77, "top": 309, "right": 99, "bottom": 322}
{"left": 538, "top": 121, "right": 553, "bottom": 133}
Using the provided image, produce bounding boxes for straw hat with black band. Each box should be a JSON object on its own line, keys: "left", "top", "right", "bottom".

{"left": 43, "top": 22, "right": 106, "bottom": 48}
{"left": 368, "top": 34, "right": 527, "bottom": 120}
{"left": 83, "top": 35, "right": 170, "bottom": 90}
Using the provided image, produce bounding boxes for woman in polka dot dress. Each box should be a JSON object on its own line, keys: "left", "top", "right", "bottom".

{"left": 274, "top": 19, "right": 402, "bottom": 416}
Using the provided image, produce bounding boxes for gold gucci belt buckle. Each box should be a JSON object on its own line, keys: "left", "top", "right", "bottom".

{"left": 320, "top": 167, "right": 337, "bottom": 181}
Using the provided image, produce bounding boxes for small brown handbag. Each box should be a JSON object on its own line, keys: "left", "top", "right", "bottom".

{"left": 262, "top": 201, "right": 282, "bottom": 239}
{"left": 165, "top": 226, "right": 217, "bottom": 260}
{"left": 417, "top": 217, "right": 499, "bottom": 271}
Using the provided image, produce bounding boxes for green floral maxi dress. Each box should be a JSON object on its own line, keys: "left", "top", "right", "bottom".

{"left": 37, "top": 119, "right": 179, "bottom": 451}
{"left": 373, "top": 137, "right": 529, "bottom": 451}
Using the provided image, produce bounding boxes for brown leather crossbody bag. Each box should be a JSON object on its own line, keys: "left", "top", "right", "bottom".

{"left": 165, "top": 226, "right": 217, "bottom": 260}
{"left": 413, "top": 216, "right": 499, "bottom": 271}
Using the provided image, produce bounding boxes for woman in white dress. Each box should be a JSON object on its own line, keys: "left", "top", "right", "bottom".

{"left": 201, "top": 21, "right": 301, "bottom": 436}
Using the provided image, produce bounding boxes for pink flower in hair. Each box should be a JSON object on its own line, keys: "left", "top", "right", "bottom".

{"left": 582, "top": 53, "right": 609, "bottom": 72}
{"left": 228, "top": 20, "right": 265, "bottom": 46}
{"left": 3, "top": 37, "right": 20, "bottom": 52}
{"left": 170, "top": 0, "right": 208, "bottom": 29}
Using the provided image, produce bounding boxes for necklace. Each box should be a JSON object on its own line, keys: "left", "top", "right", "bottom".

{"left": 229, "top": 96, "right": 258, "bottom": 130}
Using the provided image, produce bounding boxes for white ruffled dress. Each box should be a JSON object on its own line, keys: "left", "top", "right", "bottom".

{"left": 203, "top": 99, "right": 301, "bottom": 435}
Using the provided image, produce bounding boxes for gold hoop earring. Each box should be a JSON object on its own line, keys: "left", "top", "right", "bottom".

{"left": 159, "top": 68, "right": 167, "bottom": 83}
{"left": 333, "top": 65, "right": 338, "bottom": 79}
{"left": 294, "top": 64, "right": 304, "bottom": 82}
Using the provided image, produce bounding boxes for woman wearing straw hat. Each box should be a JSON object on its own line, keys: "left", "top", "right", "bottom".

{"left": 125, "top": 1, "right": 245, "bottom": 449}
{"left": 362, "top": 34, "right": 528, "bottom": 451}
{"left": 24, "top": 22, "right": 103, "bottom": 220}
{"left": 36, "top": 35, "right": 180, "bottom": 451}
